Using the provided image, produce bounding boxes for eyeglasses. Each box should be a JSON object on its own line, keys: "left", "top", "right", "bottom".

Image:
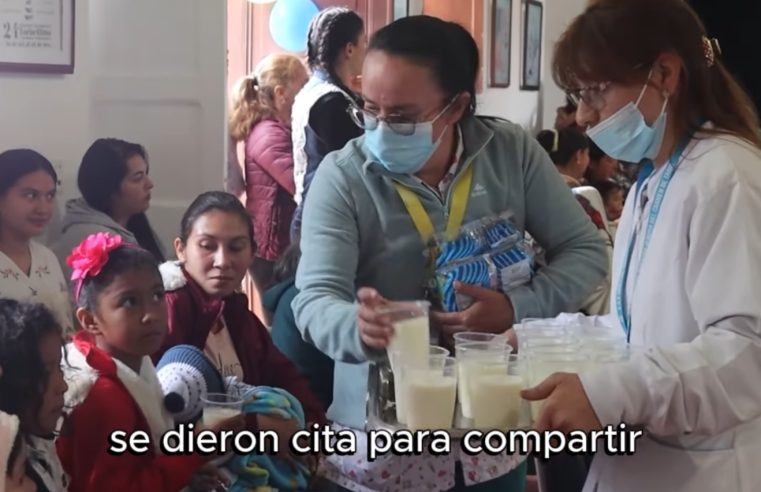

{"left": 347, "top": 98, "right": 456, "bottom": 136}
{"left": 347, "top": 106, "right": 420, "bottom": 136}
{"left": 567, "top": 82, "right": 611, "bottom": 111}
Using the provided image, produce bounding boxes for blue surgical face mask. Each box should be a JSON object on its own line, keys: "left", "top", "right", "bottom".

{"left": 586, "top": 72, "right": 669, "bottom": 163}
{"left": 364, "top": 102, "right": 453, "bottom": 174}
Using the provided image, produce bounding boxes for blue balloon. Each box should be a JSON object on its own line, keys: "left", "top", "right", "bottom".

{"left": 269, "top": 0, "right": 320, "bottom": 53}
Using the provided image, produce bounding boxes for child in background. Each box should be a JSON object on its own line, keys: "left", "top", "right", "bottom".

{"left": 594, "top": 181, "right": 624, "bottom": 223}
{"left": 0, "top": 299, "right": 68, "bottom": 492}
{"left": 56, "top": 233, "right": 244, "bottom": 492}
{"left": 594, "top": 181, "right": 624, "bottom": 240}
{"left": 1, "top": 413, "right": 36, "bottom": 492}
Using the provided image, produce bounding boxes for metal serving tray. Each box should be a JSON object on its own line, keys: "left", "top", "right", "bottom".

{"left": 366, "top": 361, "right": 511, "bottom": 439}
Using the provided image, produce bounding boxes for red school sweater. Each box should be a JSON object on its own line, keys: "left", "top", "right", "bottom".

{"left": 57, "top": 332, "right": 208, "bottom": 492}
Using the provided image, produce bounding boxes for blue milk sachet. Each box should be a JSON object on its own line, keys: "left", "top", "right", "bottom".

{"left": 435, "top": 243, "right": 534, "bottom": 313}
{"left": 432, "top": 213, "right": 521, "bottom": 269}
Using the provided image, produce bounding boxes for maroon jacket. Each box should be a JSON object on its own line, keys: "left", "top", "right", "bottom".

{"left": 154, "top": 262, "right": 326, "bottom": 429}
{"left": 245, "top": 119, "right": 296, "bottom": 262}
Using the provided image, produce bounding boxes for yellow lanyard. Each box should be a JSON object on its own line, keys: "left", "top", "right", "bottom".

{"left": 392, "top": 165, "right": 474, "bottom": 244}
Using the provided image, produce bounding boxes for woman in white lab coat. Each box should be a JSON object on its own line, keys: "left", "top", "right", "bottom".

{"left": 522, "top": 1, "right": 761, "bottom": 491}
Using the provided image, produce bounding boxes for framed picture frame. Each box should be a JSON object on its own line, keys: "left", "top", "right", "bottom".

{"left": 520, "top": 0, "right": 542, "bottom": 91}
{"left": 0, "top": 0, "right": 76, "bottom": 74}
{"left": 489, "top": 0, "right": 512, "bottom": 88}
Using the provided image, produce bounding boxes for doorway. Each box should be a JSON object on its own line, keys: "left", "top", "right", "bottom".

{"left": 225, "top": 0, "right": 395, "bottom": 322}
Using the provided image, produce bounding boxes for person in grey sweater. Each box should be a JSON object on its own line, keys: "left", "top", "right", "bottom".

{"left": 293, "top": 15, "right": 607, "bottom": 492}
{"left": 50, "top": 139, "right": 167, "bottom": 277}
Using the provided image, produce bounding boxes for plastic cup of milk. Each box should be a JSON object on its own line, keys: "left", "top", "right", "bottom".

{"left": 455, "top": 342, "right": 513, "bottom": 419}
{"left": 381, "top": 301, "right": 431, "bottom": 373}
{"left": 202, "top": 393, "right": 244, "bottom": 427}
{"left": 526, "top": 351, "right": 590, "bottom": 422}
{"left": 468, "top": 354, "right": 527, "bottom": 431}
{"left": 453, "top": 332, "right": 509, "bottom": 346}
{"left": 514, "top": 321, "right": 571, "bottom": 353}
{"left": 403, "top": 356, "right": 458, "bottom": 432}
{"left": 391, "top": 345, "right": 449, "bottom": 425}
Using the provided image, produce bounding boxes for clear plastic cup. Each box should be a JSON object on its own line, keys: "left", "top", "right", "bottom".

{"left": 455, "top": 342, "right": 513, "bottom": 419}
{"left": 593, "top": 344, "right": 646, "bottom": 364}
{"left": 202, "top": 393, "right": 244, "bottom": 426}
{"left": 526, "top": 352, "right": 590, "bottom": 422}
{"left": 514, "top": 319, "right": 571, "bottom": 352}
{"left": 381, "top": 300, "right": 431, "bottom": 372}
{"left": 518, "top": 330, "right": 578, "bottom": 353}
{"left": 403, "top": 356, "right": 458, "bottom": 431}
{"left": 391, "top": 345, "right": 449, "bottom": 425}
{"left": 453, "top": 332, "right": 508, "bottom": 346}
{"left": 521, "top": 317, "right": 567, "bottom": 327}
{"left": 467, "top": 355, "right": 527, "bottom": 431}
{"left": 524, "top": 335, "right": 580, "bottom": 351}
{"left": 593, "top": 349, "right": 630, "bottom": 365}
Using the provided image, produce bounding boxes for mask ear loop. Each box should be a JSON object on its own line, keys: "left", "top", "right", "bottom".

{"left": 430, "top": 96, "right": 459, "bottom": 144}
{"left": 658, "top": 91, "right": 669, "bottom": 115}
{"left": 635, "top": 67, "right": 655, "bottom": 107}
{"left": 635, "top": 67, "right": 670, "bottom": 117}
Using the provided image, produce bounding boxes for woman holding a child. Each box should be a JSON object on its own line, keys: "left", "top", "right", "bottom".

{"left": 292, "top": 15, "right": 608, "bottom": 492}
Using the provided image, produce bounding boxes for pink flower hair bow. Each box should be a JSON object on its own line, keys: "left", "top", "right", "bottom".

{"left": 67, "top": 232, "right": 124, "bottom": 300}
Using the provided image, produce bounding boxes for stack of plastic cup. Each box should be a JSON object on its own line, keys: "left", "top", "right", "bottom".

{"left": 515, "top": 319, "right": 575, "bottom": 353}
{"left": 455, "top": 339, "right": 512, "bottom": 419}
{"left": 453, "top": 332, "right": 509, "bottom": 347}
{"left": 527, "top": 349, "right": 590, "bottom": 422}
{"left": 468, "top": 354, "right": 527, "bottom": 431}
{"left": 403, "top": 356, "right": 458, "bottom": 431}
{"left": 391, "top": 345, "right": 449, "bottom": 425}
{"left": 569, "top": 325, "right": 627, "bottom": 357}
{"left": 592, "top": 343, "right": 645, "bottom": 365}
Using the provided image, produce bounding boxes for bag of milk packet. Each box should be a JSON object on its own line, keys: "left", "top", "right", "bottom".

{"left": 429, "top": 212, "right": 522, "bottom": 269}
{"left": 435, "top": 242, "right": 535, "bottom": 312}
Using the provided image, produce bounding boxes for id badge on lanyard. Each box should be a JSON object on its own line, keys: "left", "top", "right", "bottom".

{"left": 615, "top": 130, "right": 697, "bottom": 340}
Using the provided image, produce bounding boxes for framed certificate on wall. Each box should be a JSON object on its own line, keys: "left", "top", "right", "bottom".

{"left": 0, "top": 0, "right": 75, "bottom": 74}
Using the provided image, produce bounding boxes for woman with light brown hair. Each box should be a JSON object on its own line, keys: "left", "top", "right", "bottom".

{"left": 228, "top": 53, "right": 308, "bottom": 293}
{"left": 521, "top": 0, "right": 761, "bottom": 491}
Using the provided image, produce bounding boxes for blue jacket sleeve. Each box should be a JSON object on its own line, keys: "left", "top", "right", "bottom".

{"left": 507, "top": 129, "right": 609, "bottom": 321}
{"left": 291, "top": 158, "right": 377, "bottom": 364}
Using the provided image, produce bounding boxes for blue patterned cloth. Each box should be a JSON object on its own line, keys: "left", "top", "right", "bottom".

{"left": 224, "top": 384, "right": 310, "bottom": 492}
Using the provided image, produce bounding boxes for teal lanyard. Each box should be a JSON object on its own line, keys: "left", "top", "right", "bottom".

{"left": 615, "top": 129, "right": 698, "bottom": 340}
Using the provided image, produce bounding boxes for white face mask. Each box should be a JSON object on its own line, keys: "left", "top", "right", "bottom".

{"left": 586, "top": 69, "right": 669, "bottom": 163}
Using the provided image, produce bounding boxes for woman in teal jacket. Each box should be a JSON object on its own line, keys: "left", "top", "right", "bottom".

{"left": 292, "top": 16, "right": 608, "bottom": 492}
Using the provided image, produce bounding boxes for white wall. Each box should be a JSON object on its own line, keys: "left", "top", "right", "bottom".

{"left": 477, "top": 0, "right": 586, "bottom": 133}
{"left": 539, "top": 0, "right": 587, "bottom": 129}
{"left": 0, "top": 0, "right": 91, "bottom": 199}
{"left": 0, "top": 0, "right": 227, "bottom": 249}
